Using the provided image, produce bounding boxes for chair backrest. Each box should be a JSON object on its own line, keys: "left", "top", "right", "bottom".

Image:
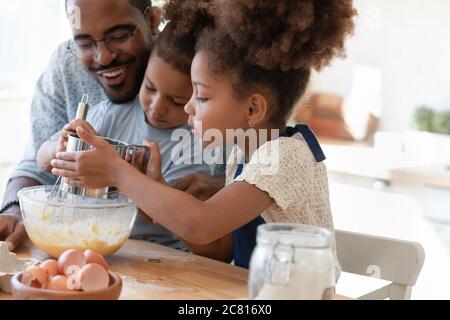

{"left": 335, "top": 230, "right": 425, "bottom": 300}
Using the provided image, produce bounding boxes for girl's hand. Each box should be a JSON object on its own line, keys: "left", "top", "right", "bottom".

{"left": 51, "top": 127, "right": 124, "bottom": 189}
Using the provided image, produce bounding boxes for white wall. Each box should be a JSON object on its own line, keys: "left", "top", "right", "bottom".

{"left": 0, "top": 0, "right": 70, "bottom": 94}
{"left": 311, "top": 0, "right": 450, "bottom": 132}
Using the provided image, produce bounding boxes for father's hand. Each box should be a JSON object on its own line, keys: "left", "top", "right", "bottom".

{"left": 172, "top": 173, "right": 225, "bottom": 201}
{"left": 0, "top": 206, "right": 27, "bottom": 252}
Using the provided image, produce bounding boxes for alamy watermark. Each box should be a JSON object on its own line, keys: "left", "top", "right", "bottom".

{"left": 169, "top": 123, "right": 283, "bottom": 177}
{"left": 67, "top": 5, "right": 81, "bottom": 30}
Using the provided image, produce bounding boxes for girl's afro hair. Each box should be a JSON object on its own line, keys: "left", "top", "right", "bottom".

{"left": 213, "top": 0, "right": 357, "bottom": 71}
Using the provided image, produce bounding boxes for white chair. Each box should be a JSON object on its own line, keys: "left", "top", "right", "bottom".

{"left": 335, "top": 230, "right": 425, "bottom": 300}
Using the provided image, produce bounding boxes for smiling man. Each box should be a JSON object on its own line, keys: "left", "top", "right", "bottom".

{"left": 67, "top": 0, "right": 158, "bottom": 103}
{"left": 0, "top": 0, "right": 160, "bottom": 251}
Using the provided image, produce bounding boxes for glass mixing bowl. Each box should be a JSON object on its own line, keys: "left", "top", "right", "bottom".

{"left": 18, "top": 186, "right": 137, "bottom": 258}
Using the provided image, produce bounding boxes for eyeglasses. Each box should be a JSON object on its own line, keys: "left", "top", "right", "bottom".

{"left": 67, "top": 26, "right": 140, "bottom": 61}
{"left": 67, "top": 7, "right": 150, "bottom": 61}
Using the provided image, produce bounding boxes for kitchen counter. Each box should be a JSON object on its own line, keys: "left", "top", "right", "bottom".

{"left": 390, "top": 163, "right": 450, "bottom": 189}
{"left": 319, "top": 137, "right": 450, "bottom": 190}
{"left": 0, "top": 239, "right": 350, "bottom": 300}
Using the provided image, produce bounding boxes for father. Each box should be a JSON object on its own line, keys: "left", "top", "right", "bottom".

{"left": 0, "top": 0, "right": 224, "bottom": 252}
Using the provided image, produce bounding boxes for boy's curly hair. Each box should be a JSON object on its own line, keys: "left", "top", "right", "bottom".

{"left": 153, "top": 0, "right": 214, "bottom": 75}
{"left": 193, "top": 0, "right": 356, "bottom": 124}
{"left": 163, "top": 0, "right": 213, "bottom": 39}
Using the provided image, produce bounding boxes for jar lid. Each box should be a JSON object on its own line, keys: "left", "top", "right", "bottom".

{"left": 257, "top": 223, "right": 332, "bottom": 248}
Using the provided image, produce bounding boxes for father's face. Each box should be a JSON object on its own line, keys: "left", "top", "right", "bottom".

{"left": 67, "top": 0, "right": 158, "bottom": 103}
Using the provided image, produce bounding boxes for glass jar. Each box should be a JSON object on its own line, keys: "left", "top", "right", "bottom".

{"left": 249, "top": 223, "right": 338, "bottom": 300}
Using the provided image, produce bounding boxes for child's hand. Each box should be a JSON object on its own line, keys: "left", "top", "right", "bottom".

{"left": 143, "top": 141, "right": 167, "bottom": 186}
{"left": 140, "top": 141, "right": 167, "bottom": 226}
{"left": 172, "top": 174, "right": 225, "bottom": 201}
{"left": 51, "top": 127, "right": 123, "bottom": 189}
{"left": 56, "top": 119, "right": 98, "bottom": 154}
{"left": 126, "top": 146, "right": 150, "bottom": 174}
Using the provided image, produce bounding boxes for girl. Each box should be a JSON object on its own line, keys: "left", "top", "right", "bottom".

{"left": 51, "top": 0, "right": 357, "bottom": 267}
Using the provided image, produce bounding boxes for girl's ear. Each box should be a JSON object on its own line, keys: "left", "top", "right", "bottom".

{"left": 147, "top": 6, "right": 162, "bottom": 36}
{"left": 246, "top": 93, "right": 269, "bottom": 128}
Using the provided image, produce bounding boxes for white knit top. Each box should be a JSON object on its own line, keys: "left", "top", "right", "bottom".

{"left": 225, "top": 134, "right": 334, "bottom": 231}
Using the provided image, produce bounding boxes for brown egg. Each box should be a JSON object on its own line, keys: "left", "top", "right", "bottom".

{"left": 84, "top": 249, "right": 109, "bottom": 271}
{"left": 40, "top": 259, "right": 59, "bottom": 277}
{"left": 57, "top": 249, "right": 87, "bottom": 276}
{"left": 47, "top": 275, "right": 72, "bottom": 291}
{"left": 79, "top": 263, "right": 110, "bottom": 292}
{"left": 21, "top": 266, "right": 48, "bottom": 289}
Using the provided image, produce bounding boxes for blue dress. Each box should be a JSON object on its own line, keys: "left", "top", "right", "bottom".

{"left": 232, "top": 124, "right": 326, "bottom": 268}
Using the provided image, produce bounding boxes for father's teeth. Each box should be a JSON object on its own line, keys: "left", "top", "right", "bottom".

{"left": 102, "top": 68, "right": 126, "bottom": 78}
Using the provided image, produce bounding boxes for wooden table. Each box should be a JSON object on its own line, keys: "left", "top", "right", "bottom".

{"left": 0, "top": 240, "right": 350, "bottom": 300}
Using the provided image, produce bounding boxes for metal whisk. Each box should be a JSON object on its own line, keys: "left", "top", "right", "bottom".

{"left": 41, "top": 94, "right": 91, "bottom": 224}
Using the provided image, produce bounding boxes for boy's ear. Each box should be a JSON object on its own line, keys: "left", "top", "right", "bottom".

{"left": 147, "top": 6, "right": 162, "bottom": 36}
{"left": 246, "top": 93, "right": 269, "bottom": 128}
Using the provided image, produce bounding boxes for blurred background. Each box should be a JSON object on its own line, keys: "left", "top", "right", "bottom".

{"left": 0, "top": 0, "right": 449, "bottom": 299}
